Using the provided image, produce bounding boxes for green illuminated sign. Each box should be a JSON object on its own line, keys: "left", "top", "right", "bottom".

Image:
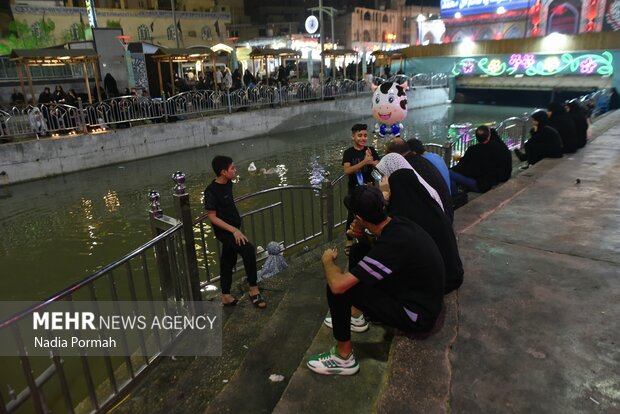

{"left": 451, "top": 52, "right": 613, "bottom": 76}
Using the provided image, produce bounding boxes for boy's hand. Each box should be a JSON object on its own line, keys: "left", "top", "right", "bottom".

{"left": 347, "top": 218, "right": 365, "bottom": 239}
{"left": 233, "top": 229, "right": 248, "bottom": 245}
{"left": 322, "top": 248, "right": 338, "bottom": 263}
{"left": 364, "top": 148, "right": 373, "bottom": 164}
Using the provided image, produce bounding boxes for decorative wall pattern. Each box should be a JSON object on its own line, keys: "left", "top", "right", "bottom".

{"left": 131, "top": 55, "right": 148, "bottom": 88}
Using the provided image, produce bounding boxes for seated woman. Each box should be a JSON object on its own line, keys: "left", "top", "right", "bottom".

{"left": 376, "top": 153, "right": 444, "bottom": 212}
{"left": 515, "top": 111, "right": 563, "bottom": 165}
{"left": 376, "top": 153, "right": 463, "bottom": 294}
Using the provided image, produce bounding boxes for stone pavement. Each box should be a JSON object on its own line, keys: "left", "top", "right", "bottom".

{"left": 377, "top": 110, "right": 620, "bottom": 413}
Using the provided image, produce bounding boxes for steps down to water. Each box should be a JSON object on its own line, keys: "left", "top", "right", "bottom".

{"left": 113, "top": 245, "right": 456, "bottom": 414}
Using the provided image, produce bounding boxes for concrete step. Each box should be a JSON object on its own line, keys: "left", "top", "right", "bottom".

{"left": 204, "top": 250, "right": 328, "bottom": 413}
{"left": 273, "top": 312, "right": 394, "bottom": 413}
{"left": 113, "top": 249, "right": 328, "bottom": 414}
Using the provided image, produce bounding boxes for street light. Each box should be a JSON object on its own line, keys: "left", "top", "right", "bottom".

{"left": 308, "top": 1, "right": 338, "bottom": 82}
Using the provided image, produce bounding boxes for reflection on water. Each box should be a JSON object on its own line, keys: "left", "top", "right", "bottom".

{"left": 0, "top": 103, "right": 532, "bottom": 301}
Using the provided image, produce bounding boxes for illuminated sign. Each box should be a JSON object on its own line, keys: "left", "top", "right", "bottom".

{"left": 441, "top": 0, "right": 530, "bottom": 18}
{"left": 85, "top": 0, "right": 98, "bottom": 28}
{"left": 451, "top": 52, "right": 614, "bottom": 76}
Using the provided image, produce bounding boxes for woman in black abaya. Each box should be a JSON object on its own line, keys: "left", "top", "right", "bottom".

{"left": 378, "top": 154, "right": 464, "bottom": 294}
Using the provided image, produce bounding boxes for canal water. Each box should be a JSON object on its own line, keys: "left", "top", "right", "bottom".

{"left": 0, "top": 103, "right": 531, "bottom": 303}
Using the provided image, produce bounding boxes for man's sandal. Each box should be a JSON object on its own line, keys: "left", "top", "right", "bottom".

{"left": 250, "top": 294, "right": 267, "bottom": 308}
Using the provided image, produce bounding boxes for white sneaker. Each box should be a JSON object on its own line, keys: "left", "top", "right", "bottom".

{"left": 306, "top": 346, "right": 360, "bottom": 375}
{"left": 323, "top": 314, "right": 369, "bottom": 333}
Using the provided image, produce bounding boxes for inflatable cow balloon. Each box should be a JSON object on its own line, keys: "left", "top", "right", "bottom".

{"left": 371, "top": 81, "right": 408, "bottom": 138}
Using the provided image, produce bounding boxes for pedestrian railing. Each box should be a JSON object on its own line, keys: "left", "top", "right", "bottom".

{"left": 409, "top": 73, "right": 449, "bottom": 88}
{"left": 0, "top": 79, "right": 373, "bottom": 140}
{"left": 447, "top": 113, "right": 531, "bottom": 165}
{"left": 0, "top": 77, "right": 384, "bottom": 140}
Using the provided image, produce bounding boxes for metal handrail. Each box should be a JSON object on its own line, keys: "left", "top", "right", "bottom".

{"left": 0, "top": 77, "right": 370, "bottom": 140}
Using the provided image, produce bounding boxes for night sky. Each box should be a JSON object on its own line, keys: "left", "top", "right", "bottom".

{"left": 243, "top": 0, "right": 440, "bottom": 12}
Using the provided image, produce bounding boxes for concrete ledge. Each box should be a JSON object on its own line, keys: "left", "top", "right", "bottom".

{"left": 0, "top": 88, "right": 449, "bottom": 187}
{"left": 376, "top": 291, "right": 458, "bottom": 414}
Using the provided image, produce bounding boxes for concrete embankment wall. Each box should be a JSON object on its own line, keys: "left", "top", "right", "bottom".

{"left": 0, "top": 88, "right": 449, "bottom": 187}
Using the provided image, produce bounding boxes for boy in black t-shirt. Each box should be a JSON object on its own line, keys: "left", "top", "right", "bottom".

{"left": 203, "top": 155, "right": 266, "bottom": 308}
{"left": 342, "top": 123, "right": 380, "bottom": 253}
{"left": 307, "top": 186, "right": 445, "bottom": 376}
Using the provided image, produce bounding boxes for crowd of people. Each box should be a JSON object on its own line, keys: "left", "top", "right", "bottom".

{"left": 202, "top": 99, "right": 602, "bottom": 376}
{"left": 307, "top": 98, "right": 604, "bottom": 375}
{"left": 306, "top": 123, "right": 465, "bottom": 375}
{"left": 513, "top": 100, "right": 592, "bottom": 166}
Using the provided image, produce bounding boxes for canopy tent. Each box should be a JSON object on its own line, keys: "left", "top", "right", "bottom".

{"left": 320, "top": 48, "right": 361, "bottom": 81}
{"left": 151, "top": 47, "right": 217, "bottom": 93}
{"left": 9, "top": 48, "right": 101, "bottom": 104}
{"left": 371, "top": 49, "right": 407, "bottom": 74}
{"left": 249, "top": 48, "right": 302, "bottom": 81}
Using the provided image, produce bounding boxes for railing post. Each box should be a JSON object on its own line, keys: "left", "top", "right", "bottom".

{"left": 172, "top": 171, "right": 203, "bottom": 304}
{"left": 443, "top": 139, "right": 453, "bottom": 168}
{"left": 226, "top": 91, "right": 232, "bottom": 114}
{"left": 279, "top": 87, "right": 284, "bottom": 107}
{"left": 77, "top": 97, "right": 88, "bottom": 134}
{"left": 321, "top": 179, "right": 334, "bottom": 242}
{"left": 148, "top": 190, "right": 176, "bottom": 301}
{"left": 162, "top": 91, "right": 169, "bottom": 123}
{"left": 521, "top": 112, "right": 529, "bottom": 148}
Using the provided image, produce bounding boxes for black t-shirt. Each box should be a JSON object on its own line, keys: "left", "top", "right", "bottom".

{"left": 203, "top": 180, "right": 241, "bottom": 240}
{"left": 349, "top": 217, "right": 445, "bottom": 325}
{"left": 342, "top": 146, "right": 380, "bottom": 192}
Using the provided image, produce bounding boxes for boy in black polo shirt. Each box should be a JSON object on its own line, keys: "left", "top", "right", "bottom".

{"left": 203, "top": 155, "right": 266, "bottom": 308}
{"left": 342, "top": 123, "right": 380, "bottom": 253}
{"left": 307, "top": 186, "right": 445, "bottom": 375}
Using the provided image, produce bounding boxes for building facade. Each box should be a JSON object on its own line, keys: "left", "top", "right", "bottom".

{"left": 8, "top": 3, "right": 230, "bottom": 49}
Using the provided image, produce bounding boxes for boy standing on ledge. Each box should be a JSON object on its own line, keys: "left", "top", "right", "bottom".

{"left": 204, "top": 155, "right": 267, "bottom": 308}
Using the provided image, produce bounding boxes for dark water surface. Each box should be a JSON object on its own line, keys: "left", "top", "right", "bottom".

{"left": 0, "top": 103, "right": 531, "bottom": 302}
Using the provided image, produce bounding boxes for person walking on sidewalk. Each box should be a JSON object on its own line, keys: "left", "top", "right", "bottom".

{"left": 307, "top": 186, "right": 445, "bottom": 375}
{"left": 204, "top": 155, "right": 267, "bottom": 308}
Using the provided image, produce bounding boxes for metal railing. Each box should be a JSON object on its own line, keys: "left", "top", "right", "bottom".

{"left": 1, "top": 79, "right": 372, "bottom": 140}
{"left": 445, "top": 115, "right": 529, "bottom": 167}
{"left": 409, "top": 73, "right": 449, "bottom": 88}
{"left": 0, "top": 221, "right": 189, "bottom": 413}
{"left": 0, "top": 171, "right": 348, "bottom": 414}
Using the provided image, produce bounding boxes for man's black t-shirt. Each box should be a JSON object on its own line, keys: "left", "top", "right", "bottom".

{"left": 342, "top": 146, "right": 380, "bottom": 192}
{"left": 349, "top": 217, "right": 445, "bottom": 326}
{"left": 203, "top": 180, "right": 241, "bottom": 241}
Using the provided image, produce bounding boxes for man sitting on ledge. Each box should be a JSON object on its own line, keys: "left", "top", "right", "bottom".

{"left": 307, "top": 186, "right": 445, "bottom": 375}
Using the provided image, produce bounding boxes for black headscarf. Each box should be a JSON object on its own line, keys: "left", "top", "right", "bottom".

{"left": 387, "top": 169, "right": 463, "bottom": 293}
{"left": 531, "top": 110, "right": 548, "bottom": 127}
